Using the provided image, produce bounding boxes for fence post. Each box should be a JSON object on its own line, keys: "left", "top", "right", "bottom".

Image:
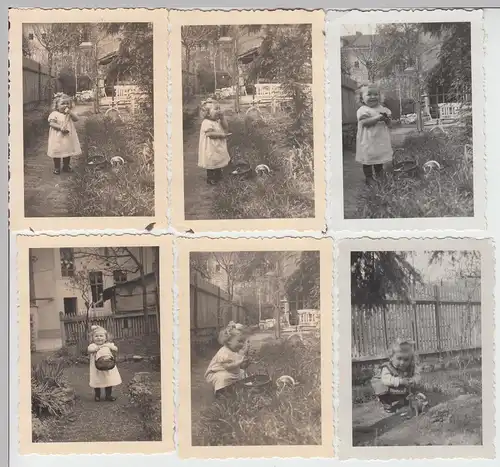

{"left": 192, "top": 273, "right": 198, "bottom": 330}
{"left": 217, "top": 285, "right": 221, "bottom": 331}
{"left": 58, "top": 311, "right": 66, "bottom": 347}
{"left": 382, "top": 306, "right": 389, "bottom": 350}
{"left": 434, "top": 285, "right": 442, "bottom": 354}
{"left": 412, "top": 300, "right": 420, "bottom": 351}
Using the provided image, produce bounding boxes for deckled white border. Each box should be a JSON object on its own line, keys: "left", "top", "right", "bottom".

{"left": 327, "top": 9, "right": 486, "bottom": 232}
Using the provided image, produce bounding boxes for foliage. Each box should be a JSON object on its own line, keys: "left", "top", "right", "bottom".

{"left": 195, "top": 336, "right": 321, "bottom": 446}
{"left": 423, "top": 22, "right": 472, "bottom": 103}
{"left": 127, "top": 372, "right": 162, "bottom": 441}
{"left": 212, "top": 114, "right": 314, "bottom": 219}
{"left": 22, "top": 33, "right": 32, "bottom": 58}
{"left": 106, "top": 23, "right": 154, "bottom": 100}
{"left": 428, "top": 250, "right": 481, "bottom": 280}
{"left": 31, "top": 359, "right": 75, "bottom": 417}
{"left": 285, "top": 251, "right": 320, "bottom": 309}
{"left": 32, "top": 415, "right": 49, "bottom": 441}
{"left": 351, "top": 251, "right": 421, "bottom": 310}
{"left": 68, "top": 114, "right": 154, "bottom": 217}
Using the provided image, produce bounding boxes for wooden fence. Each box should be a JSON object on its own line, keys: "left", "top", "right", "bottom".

{"left": 23, "top": 56, "right": 61, "bottom": 109}
{"left": 352, "top": 283, "right": 481, "bottom": 360}
{"left": 60, "top": 310, "right": 159, "bottom": 354}
{"left": 341, "top": 74, "right": 358, "bottom": 124}
{"left": 190, "top": 272, "right": 248, "bottom": 345}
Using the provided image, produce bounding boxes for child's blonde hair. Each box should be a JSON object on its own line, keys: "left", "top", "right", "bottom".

{"left": 52, "top": 92, "right": 73, "bottom": 111}
{"left": 358, "top": 83, "right": 385, "bottom": 106}
{"left": 389, "top": 338, "right": 415, "bottom": 356}
{"left": 218, "top": 321, "right": 247, "bottom": 346}
{"left": 200, "top": 98, "right": 218, "bottom": 119}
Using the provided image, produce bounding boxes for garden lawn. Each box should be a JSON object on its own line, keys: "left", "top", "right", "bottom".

{"left": 354, "top": 129, "right": 473, "bottom": 219}
{"left": 68, "top": 113, "right": 154, "bottom": 217}
{"left": 36, "top": 361, "right": 161, "bottom": 443}
{"left": 212, "top": 112, "right": 315, "bottom": 220}
{"left": 192, "top": 333, "right": 321, "bottom": 446}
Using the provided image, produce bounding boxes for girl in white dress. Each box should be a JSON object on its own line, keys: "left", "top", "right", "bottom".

{"left": 198, "top": 98, "right": 231, "bottom": 185}
{"left": 47, "top": 93, "right": 82, "bottom": 175}
{"left": 87, "top": 325, "right": 122, "bottom": 402}
{"left": 356, "top": 84, "right": 393, "bottom": 185}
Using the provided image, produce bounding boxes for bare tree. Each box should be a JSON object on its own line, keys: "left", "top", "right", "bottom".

{"left": 181, "top": 25, "right": 218, "bottom": 76}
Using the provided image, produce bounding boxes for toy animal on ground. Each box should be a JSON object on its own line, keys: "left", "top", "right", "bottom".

{"left": 406, "top": 391, "right": 429, "bottom": 417}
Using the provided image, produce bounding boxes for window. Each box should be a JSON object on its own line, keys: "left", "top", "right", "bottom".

{"left": 215, "top": 264, "right": 221, "bottom": 273}
{"left": 28, "top": 33, "right": 34, "bottom": 40}
{"left": 113, "top": 270, "right": 128, "bottom": 284}
{"left": 354, "top": 61, "right": 360, "bottom": 69}
{"left": 60, "top": 248, "right": 75, "bottom": 277}
{"left": 63, "top": 297, "right": 78, "bottom": 316}
{"left": 89, "top": 271, "right": 104, "bottom": 306}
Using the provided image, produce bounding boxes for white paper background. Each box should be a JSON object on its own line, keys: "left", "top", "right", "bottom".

{"left": 7, "top": 6, "right": 500, "bottom": 467}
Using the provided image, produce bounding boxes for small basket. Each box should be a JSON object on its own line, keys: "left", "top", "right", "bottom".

{"left": 240, "top": 374, "right": 272, "bottom": 392}
{"left": 95, "top": 355, "right": 116, "bottom": 371}
{"left": 393, "top": 160, "right": 418, "bottom": 178}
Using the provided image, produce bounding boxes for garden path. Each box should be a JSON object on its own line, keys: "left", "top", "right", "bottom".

{"left": 45, "top": 361, "right": 157, "bottom": 443}
{"left": 24, "top": 104, "right": 94, "bottom": 218}
{"left": 343, "top": 125, "right": 416, "bottom": 219}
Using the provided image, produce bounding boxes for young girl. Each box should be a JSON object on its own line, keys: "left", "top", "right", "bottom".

{"left": 87, "top": 325, "right": 122, "bottom": 402}
{"left": 198, "top": 98, "right": 231, "bottom": 185}
{"left": 205, "top": 321, "right": 250, "bottom": 397}
{"left": 371, "top": 339, "right": 421, "bottom": 413}
{"left": 47, "top": 93, "right": 82, "bottom": 175}
{"left": 356, "top": 84, "right": 393, "bottom": 185}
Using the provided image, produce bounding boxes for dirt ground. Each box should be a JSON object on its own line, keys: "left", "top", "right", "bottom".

{"left": 24, "top": 103, "right": 94, "bottom": 218}
{"left": 38, "top": 361, "right": 161, "bottom": 443}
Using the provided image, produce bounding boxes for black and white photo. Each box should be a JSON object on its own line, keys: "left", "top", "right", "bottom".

{"left": 29, "top": 246, "right": 162, "bottom": 444}
{"left": 339, "top": 19, "right": 480, "bottom": 221}
{"left": 21, "top": 22, "right": 154, "bottom": 219}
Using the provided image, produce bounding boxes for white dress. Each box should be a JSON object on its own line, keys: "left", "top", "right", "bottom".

{"left": 88, "top": 343, "right": 122, "bottom": 388}
{"left": 198, "top": 119, "right": 230, "bottom": 170}
{"left": 355, "top": 105, "right": 393, "bottom": 165}
{"left": 47, "top": 111, "right": 82, "bottom": 159}
{"left": 204, "top": 346, "right": 246, "bottom": 392}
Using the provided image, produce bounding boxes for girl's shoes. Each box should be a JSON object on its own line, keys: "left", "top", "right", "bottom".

{"left": 62, "top": 166, "right": 73, "bottom": 173}
{"left": 207, "top": 179, "right": 218, "bottom": 185}
{"left": 94, "top": 395, "right": 101, "bottom": 402}
{"left": 53, "top": 169, "right": 61, "bottom": 175}
{"left": 105, "top": 396, "right": 117, "bottom": 402}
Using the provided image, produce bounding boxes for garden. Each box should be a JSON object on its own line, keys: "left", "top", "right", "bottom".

{"left": 351, "top": 353, "right": 482, "bottom": 447}
{"left": 31, "top": 344, "right": 162, "bottom": 443}
{"left": 192, "top": 332, "right": 321, "bottom": 446}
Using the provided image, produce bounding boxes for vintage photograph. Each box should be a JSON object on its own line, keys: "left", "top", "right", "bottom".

{"left": 340, "top": 243, "right": 494, "bottom": 458}
{"left": 178, "top": 238, "right": 333, "bottom": 457}
{"left": 21, "top": 22, "right": 154, "bottom": 218}
{"left": 175, "top": 13, "right": 325, "bottom": 228}
{"left": 29, "top": 246, "right": 162, "bottom": 444}
{"left": 340, "top": 21, "right": 477, "bottom": 220}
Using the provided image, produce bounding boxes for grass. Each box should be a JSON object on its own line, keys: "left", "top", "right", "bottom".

{"left": 211, "top": 111, "right": 315, "bottom": 220}
{"left": 68, "top": 112, "right": 154, "bottom": 217}
{"left": 356, "top": 128, "right": 474, "bottom": 219}
{"left": 194, "top": 334, "right": 321, "bottom": 446}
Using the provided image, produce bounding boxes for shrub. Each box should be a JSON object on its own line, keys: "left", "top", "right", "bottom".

{"left": 195, "top": 335, "right": 321, "bottom": 446}
{"left": 31, "top": 359, "right": 75, "bottom": 417}
{"left": 23, "top": 106, "right": 50, "bottom": 150}
{"left": 355, "top": 130, "right": 473, "bottom": 219}
{"left": 31, "top": 415, "right": 48, "bottom": 442}
{"left": 128, "top": 372, "right": 162, "bottom": 441}
{"left": 68, "top": 113, "right": 154, "bottom": 217}
{"left": 212, "top": 113, "right": 314, "bottom": 219}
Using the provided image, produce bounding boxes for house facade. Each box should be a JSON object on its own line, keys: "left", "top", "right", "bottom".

{"left": 29, "top": 247, "right": 157, "bottom": 351}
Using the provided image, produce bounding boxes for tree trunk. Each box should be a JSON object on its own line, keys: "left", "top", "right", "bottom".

{"left": 47, "top": 51, "right": 54, "bottom": 102}
{"left": 139, "top": 248, "right": 150, "bottom": 335}
{"left": 93, "top": 43, "right": 100, "bottom": 114}
{"left": 233, "top": 29, "right": 240, "bottom": 113}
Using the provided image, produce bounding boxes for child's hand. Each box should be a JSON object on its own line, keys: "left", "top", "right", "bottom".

{"left": 61, "top": 128, "right": 70, "bottom": 134}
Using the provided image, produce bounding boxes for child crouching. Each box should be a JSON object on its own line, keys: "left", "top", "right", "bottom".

{"left": 205, "top": 321, "right": 250, "bottom": 398}
{"left": 371, "top": 339, "right": 421, "bottom": 413}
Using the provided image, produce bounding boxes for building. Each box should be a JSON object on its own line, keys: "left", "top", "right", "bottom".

{"left": 29, "top": 247, "right": 157, "bottom": 351}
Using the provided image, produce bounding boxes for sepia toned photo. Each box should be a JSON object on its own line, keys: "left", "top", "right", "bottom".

{"left": 170, "top": 10, "right": 325, "bottom": 231}
{"left": 177, "top": 238, "right": 333, "bottom": 458}
{"left": 338, "top": 238, "right": 494, "bottom": 460}
{"left": 16, "top": 235, "right": 174, "bottom": 455}
{"left": 9, "top": 9, "right": 168, "bottom": 231}
{"left": 328, "top": 9, "right": 485, "bottom": 229}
